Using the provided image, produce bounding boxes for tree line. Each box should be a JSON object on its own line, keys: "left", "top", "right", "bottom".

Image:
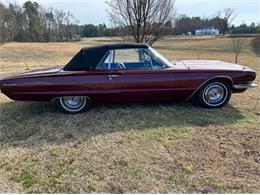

{"left": 174, "top": 15, "right": 260, "bottom": 35}
{"left": 80, "top": 24, "right": 118, "bottom": 38}
{"left": 174, "top": 15, "right": 228, "bottom": 35}
{"left": 0, "top": 1, "right": 81, "bottom": 42}
{"left": 230, "top": 23, "right": 260, "bottom": 34}
{"left": 0, "top": 1, "right": 118, "bottom": 43}
{"left": 174, "top": 8, "right": 237, "bottom": 35}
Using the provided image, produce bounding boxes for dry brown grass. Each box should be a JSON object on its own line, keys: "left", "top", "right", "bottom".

{"left": 0, "top": 36, "right": 259, "bottom": 193}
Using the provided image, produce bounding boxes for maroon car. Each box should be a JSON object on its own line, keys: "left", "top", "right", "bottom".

{"left": 0, "top": 43, "right": 257, "bottom": 114}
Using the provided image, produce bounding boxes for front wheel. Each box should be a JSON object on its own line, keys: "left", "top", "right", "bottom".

{"left": 58, "top": 96, "right": 91, "bottom": 114}
{"left": 196, "top": 81, "right": 232, "bottom": 108}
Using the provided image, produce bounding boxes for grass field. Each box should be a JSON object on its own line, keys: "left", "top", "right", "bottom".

{"left": 0, "top": 36, "right": 259, "bottom": 193}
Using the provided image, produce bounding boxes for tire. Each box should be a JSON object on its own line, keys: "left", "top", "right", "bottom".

{"left": 196, "top": 80, "right": 232, "bottom": 108}
{"left": 57, "top": 96, "right": 92, "bottom": 114}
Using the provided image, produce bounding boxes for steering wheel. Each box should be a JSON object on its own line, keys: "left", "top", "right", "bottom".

{"left": 144, "top": 59, "right": 152, "bottom": 69}
{"left": 116, "top": 62, "right": 126, "bottom": 69}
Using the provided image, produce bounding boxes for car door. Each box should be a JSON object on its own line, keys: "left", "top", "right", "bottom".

{"left": 105, "top": 48, "right": 177, "bottom": 101}
{"left": 86, "top": 51, "right": 114, "bottom": 101}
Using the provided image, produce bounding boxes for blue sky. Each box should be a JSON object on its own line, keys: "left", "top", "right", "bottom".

{"left": 3, "top": 0, "right": 260, "bottom": 26}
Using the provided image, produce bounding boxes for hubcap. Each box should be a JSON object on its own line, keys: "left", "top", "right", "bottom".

{"left": 203, "top": 83, "right": 228, "bottom": 106}
{"left": 60, "top": 96, "right": 86, "bottom": 112}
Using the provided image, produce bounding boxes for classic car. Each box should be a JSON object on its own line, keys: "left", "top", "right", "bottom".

{"left": 0, "top": 43, "right": 257, "bottom": 114}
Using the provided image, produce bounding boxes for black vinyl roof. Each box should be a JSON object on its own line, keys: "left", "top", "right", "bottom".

{"left": 81, "top": 43, "right": 149, "bottom": 51}
{"left": 64, "top": 43, "right": 149, "bottom": 71}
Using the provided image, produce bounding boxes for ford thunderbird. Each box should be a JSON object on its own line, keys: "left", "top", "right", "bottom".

{"left": 0, "top": 43, "right": 257, "bottom": 114}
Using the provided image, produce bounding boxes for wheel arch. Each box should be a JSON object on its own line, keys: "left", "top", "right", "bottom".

{"left": 186, "top": 76, "right": 233, "bottom": 101}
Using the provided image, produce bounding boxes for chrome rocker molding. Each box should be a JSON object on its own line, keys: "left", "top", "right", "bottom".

{"left": 2, "top": 83, "right": 17, "bottom": 86}
{"left": 233, "top": 82, "right": 257, "bottom": 89}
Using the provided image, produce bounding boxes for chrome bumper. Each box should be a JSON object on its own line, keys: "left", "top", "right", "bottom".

{"left": 233, "top": 82, "right": 257, "bottom": 89}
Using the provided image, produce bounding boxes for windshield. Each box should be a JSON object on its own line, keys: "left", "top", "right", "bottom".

{"left": 149, "top": 47, "right": 172, "bottom": 67}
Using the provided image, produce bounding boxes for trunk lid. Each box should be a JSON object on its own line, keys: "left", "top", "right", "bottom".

{"left": 3, "top": 66, "right": 64, "bottom": 80}
{"left": 21, "top": 66, "right": 63, "bottom": 76}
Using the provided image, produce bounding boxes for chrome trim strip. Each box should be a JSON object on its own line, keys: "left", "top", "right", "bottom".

{"left": 95, "top": 50, "right": 110, "bottom": 69}
{"left": 185, "top": 75, "right": 233, "bottom": 102}
{"left": 233, "top": 82, "right": 257, "bottom": 89}
{"left": 108, "top": 50, "right": 113, "bottom": 70}
{"left": 2, "top": 83, "right": 17, "bottom": 86}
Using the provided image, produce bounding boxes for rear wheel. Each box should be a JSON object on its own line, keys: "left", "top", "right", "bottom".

{"left": 58, "top": 96, "right": 91, "bottom": 114}
{"left": 196, "top": 80, "right": 231, "bottom": 108}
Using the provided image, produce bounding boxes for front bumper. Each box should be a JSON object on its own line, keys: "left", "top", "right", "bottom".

{"left": 233, "top": 82, "right": 258, "bottom": 89}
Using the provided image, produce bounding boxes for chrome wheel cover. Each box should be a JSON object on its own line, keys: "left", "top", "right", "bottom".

{"left": 60, "top": 96, "right": 86, "bottom": 112}
{"left": 202, "top": 82, "right": 228, "bottom": 107}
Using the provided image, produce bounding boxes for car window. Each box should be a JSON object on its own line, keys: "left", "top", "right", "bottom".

{"left": 95, "top": 51, "right": 111, "bottom": 70}
{"left": 149, "top": 47, "right": 171, "bottom": 69}
{"left": 114, "top": 49, "right": 140, "bottom": 63}
{"left": 151, "top": 57, "right": 168, "bottom": 69}
{"left": 96, "top": 48, "right": 153, "bottom": 70}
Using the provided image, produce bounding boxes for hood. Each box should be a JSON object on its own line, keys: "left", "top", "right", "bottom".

{"left": 174, "top": 60, "right": 246, "bottom": 71}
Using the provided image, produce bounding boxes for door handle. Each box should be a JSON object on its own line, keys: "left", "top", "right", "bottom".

{"left": 108, "top": 75, "right": 119, "bottom": 80}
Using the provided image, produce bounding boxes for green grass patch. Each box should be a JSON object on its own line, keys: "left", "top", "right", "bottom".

{"left": 10, "top": 169, "right": 37, "bottom": 189}
{"left": 167, "top": 171, "right": 186, "bottom": 185}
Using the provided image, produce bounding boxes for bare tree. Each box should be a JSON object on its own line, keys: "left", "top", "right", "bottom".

{"left": 231, "top": 36, "right": 246, "bottom": 63}
{"left": 223, "top": 8, "right": 237, "bottom": 28}
{"left": 106, "top": 0, "right": 176, "bottom": 45}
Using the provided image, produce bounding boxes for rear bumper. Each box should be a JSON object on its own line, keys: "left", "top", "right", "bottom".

{"left": 233, "top": 82, "right": 257, "bottom": 89}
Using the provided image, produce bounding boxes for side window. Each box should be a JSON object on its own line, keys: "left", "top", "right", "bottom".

{"left": 149, "top": 51, "right": 168, "bottom": 69}
{"left": 114, "top": 49, "right": 139, "bottom": 63}
{"left": 96, "top": 51, "right": 112, "bottom": 70}
{"left": 150, "top": 56, "right": 168, "bottom": 69}
{"left": 113, "top": 49, "right": 152, "bottom": 70}
{"left": 96, "top": 48, "right": 154, "bottom": 70}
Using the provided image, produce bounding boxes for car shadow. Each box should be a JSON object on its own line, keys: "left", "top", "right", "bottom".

{"left": 0, "top": 100, "right": 244, "bottom": 148}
